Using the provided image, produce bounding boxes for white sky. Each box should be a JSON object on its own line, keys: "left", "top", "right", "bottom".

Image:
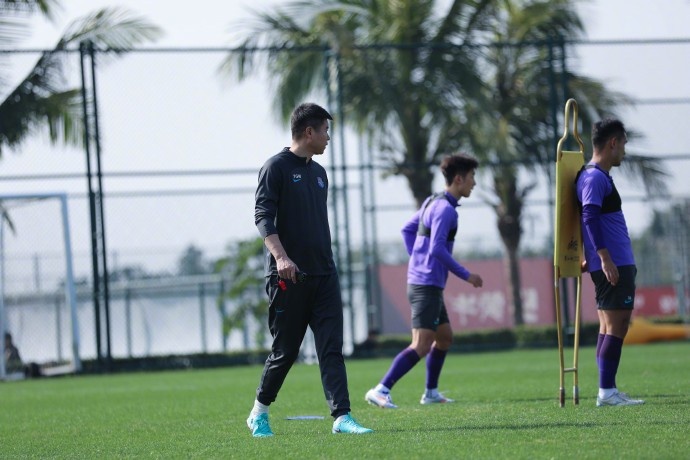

{"left": 1, "top": 0, "right": 690, "bottom": 280}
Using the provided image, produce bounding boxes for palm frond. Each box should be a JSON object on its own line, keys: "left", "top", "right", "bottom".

{"left": 0, "top": 0, "right": 60, "bottom": 20}
{"left": 0, "top": 203, "right": 17, "bottom": 235}
{"left": 0, "top": 0, "right": 61, "bottom": 87}
{"left": 621, "top": 153, "right": 669, "bottom": 197}
{"left": 59, "top": 7, "right": 163, "bottom": 53}
{"left": 0, "top": 13, "right": 28, "bottom": 48}
{"left": 0, "top": 6, "right": 161, "bottom": 155}
{"left": 0, "top": 46, "right": 82, "bottom": 153}
{"left": 41, "top": 89, "right": 82, "bottom": 144}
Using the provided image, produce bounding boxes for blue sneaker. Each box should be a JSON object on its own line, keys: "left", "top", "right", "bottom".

{"left": 247, "top": 412, "right": 274, "bottom": 437}
{"left": 332, "top": 414, "right": 373, "bottom": 434}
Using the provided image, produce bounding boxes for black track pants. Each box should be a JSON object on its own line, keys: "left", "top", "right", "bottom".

{"left": 255, "top": 272, "right": 351, "bottom": 418}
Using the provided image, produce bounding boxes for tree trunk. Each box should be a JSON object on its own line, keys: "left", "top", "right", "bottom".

{"left": 504, "top": 242, "right": 524, "bottom": 326}
{"left": 403, "top": 165, "right": 434, "bottom": 208}
{"left": 494, "top": 174, "right": 525, "bottom": 325}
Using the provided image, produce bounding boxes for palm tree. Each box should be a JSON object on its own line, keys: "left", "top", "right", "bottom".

{"left": 0, "top": 0, "right": 162, "bottom": 156}
{"left": 219, "top": 0, "right": 667, "bottom": 328}
{"left": 220, "top": 0, "right": 496, "bottom": 206}
{"left": 465, "top": 0, "right": 667, "bottom": 324}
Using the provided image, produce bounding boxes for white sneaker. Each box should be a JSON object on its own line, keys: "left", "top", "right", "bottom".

{"left": 420, "top": 392, "right": 454, "bottom": 405}
{"left": 617, "top": 392, "right": 645, "bottom": 404}
{"left": 365, "top": 388, "right": 398, "bottom": 408}
{"left": 596, "top": 391, "right": 645, "bottom": 407}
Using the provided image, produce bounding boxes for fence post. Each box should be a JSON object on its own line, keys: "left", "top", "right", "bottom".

{"left": 199, "top": 282, "right": 207, "bottom": 353}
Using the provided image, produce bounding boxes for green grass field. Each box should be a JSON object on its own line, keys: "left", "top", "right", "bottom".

{"left": 1, "top": 342, "right": 688, "bottom": 459}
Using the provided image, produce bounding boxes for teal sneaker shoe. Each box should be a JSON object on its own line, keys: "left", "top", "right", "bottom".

{"left": 332, "top": 414, "right": 373, "bottom": 434}
{"left": 247, "top": 412, "right": 274, "bottom": 437}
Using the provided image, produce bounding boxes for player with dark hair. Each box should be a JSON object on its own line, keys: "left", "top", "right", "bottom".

{"left": 365, "top": 154, "right": 484, "bottom": 408}
{"left": 576, "top": 118, "right": 644, "bottom": 406}
{"left": 246, "top": 102, "right": 373, "bottom": 437}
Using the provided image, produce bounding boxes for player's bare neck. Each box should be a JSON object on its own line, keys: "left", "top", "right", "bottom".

{"left": 289, "top": 144, "right": 312, "bottom": 162}
{"left": 591, "top": 152, "right": 612, "bottom": 172}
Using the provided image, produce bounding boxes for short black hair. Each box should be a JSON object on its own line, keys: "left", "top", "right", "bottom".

{"left": 592, "top": 118, "right": 626, "bottom": 150}
{"left": 440, "top": 153, "right": 479, "bottom": 186}
{"left": 291, "top": 103, "right": 333, "bottom": 139}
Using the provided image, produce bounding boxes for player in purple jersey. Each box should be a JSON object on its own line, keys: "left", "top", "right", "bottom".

{"left": 576, "top": 118, "right": 644, "bottom": 407}
{"left": 365, "top": 154, "right": 484, "bottom": 409}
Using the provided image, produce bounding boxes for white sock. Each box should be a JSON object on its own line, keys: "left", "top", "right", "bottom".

{"left": 426, "top": 388, "right": 439, "bottom": 397}
{"left": 250, "top": 400, "right": 269, "bottom": 418}
{"left": 374, "top": 384, "right": 390, "bottom": 394}
{"left": 598, "top": 388, "right": 617, "bottom": 399}
{"left": 335, "top": 414, "right": 348, "bottom": 424}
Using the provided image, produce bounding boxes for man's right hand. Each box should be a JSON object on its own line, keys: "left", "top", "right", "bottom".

{"left": 276, "top": 256, "right": 300, "bottom": 283}
{"left": 467, "top": 273, "right": 483, "bottom": 288}
{"left": 601, "top": 258, "right": 619, "bottom": 286}
{"left": 265, "top": 234, "right": 300, "bottom": 283}
{"left": 597, "top": 248, "right": 618, "bottom": 286}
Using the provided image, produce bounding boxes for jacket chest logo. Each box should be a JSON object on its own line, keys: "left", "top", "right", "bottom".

{"left": 292, "top": 173, "right": 302, "bottom": 183}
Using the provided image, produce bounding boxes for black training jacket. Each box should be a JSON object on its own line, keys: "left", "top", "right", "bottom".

{"left": 255, "top": 147, "right": 336, "bottom": 277}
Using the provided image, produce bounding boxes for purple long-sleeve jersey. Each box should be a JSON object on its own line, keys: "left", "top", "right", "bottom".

{"left": 402, "top": 192, "right": 470, "bottom": 288}
{"left": 576, "top": 163, "right": 635, "bottom": 272}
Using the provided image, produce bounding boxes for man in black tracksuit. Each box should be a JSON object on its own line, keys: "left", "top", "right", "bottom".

{"left": 245, "top": 102, "right": 373, "bottom": 437}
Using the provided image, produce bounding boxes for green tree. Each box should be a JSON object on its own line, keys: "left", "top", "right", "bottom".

{"left": 214, "top": 237, "right": 268, "bottom": 348}
{"left": 107, "top": 264, "right": 149, "bottom": 282}
{"left": 219, "top": 0, "right": 668, "bottom": 326}
{"left": 0, "top": 0, "right": 162, "bottom": 156}
{"left": 177, "top": 244, "right": 208, "bottom": 276}
{"left": 464, "top": 0, "right": 667, "bottom": 324}
{"left": 220, "top": 0, "right": 495, "bottom": 205}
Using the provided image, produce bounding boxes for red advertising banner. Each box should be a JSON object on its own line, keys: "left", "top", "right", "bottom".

{"left": 377, "top": 259, "right": 680, "bottom": 334}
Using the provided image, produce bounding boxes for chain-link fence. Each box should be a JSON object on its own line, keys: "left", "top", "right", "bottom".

{"left": 1, "top": 40, "right": 689, "bottom": 368}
